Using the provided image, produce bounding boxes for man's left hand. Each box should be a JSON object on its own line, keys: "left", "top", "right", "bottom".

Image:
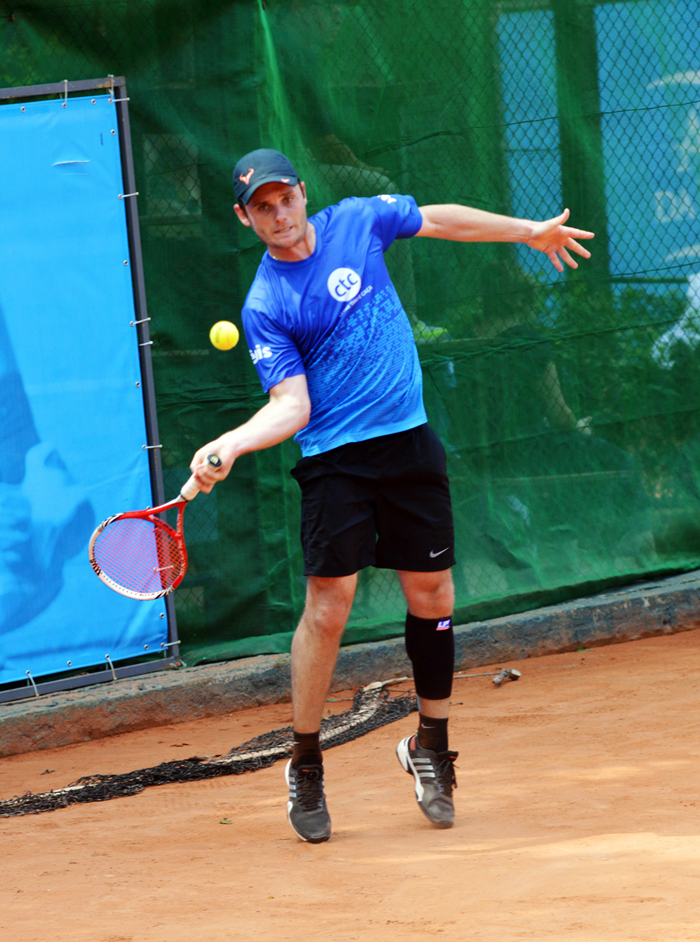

{"left": 526, "top": 209, "right": 594, "bottom": 272}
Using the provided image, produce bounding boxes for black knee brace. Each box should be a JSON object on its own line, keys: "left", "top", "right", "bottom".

{"left": 404, "top": 611, "right": 454, "bottom": 701}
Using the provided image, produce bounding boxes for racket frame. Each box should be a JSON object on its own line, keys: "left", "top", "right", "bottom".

{"left": 88, "top": 494, "right": 189, "bottom": 600}
{"left": 88, "top": 456, "right": 220, "bottom": 600}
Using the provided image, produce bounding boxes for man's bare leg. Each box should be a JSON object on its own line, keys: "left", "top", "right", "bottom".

{"left": 286, "top": 573, "right": 357, "bottom": 844}
{"left": 291, "top": 572, "right": 357, "bottom": 733}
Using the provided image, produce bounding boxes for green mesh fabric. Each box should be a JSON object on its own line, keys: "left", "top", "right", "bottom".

{"left": 2, "top": 0, "right": 699, "bottom": 663}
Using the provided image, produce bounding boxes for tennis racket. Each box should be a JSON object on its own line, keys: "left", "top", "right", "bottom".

{"left": 88, "top": 454, "right": 222, "bottom": 600}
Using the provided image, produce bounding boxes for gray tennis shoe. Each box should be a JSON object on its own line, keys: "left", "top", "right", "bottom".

{"left": 396, "top": 734, "right": 458, "bottom": 828}
{"left": 285, "top": 760, "right": 331, "bottom": 843}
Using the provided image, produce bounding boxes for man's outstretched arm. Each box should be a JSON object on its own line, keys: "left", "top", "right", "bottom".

{"left": 415, "top": 205, "right": 594, "bottom": 272}
{"left": 190, "top": 373, "right": 310, "bottom": 493}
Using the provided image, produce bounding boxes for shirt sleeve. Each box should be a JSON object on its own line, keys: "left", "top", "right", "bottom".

{"left": 241, "top": 305, "right": 306, "bottom": 394}
{"left": 369, "top": 194, "right": 424, "bottom": 250}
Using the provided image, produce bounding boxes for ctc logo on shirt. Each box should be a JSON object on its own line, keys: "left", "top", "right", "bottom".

{"left": 327, "top": 267, "right": 361, "bottom": 303}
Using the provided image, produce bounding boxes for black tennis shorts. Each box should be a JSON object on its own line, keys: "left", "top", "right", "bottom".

{"left": 290, "top": 424, "right": 455, "bottom": 577}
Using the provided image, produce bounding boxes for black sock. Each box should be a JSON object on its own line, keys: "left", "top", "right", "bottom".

{"left": 417, "top": 714, "right": 449, "bottom": 753}
{"left": 292, "top": 730, "right": 322, "bottom": 766}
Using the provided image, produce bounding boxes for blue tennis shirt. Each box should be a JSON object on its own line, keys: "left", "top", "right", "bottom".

{"left": 241, "top": 194, "right": 426, "bottom": 456}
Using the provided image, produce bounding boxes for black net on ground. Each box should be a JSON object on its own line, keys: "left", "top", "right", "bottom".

{"left": 1, "top": 1, "right": 699, "bottom": 662}
{"left": 0, "top": 684, "right": 417, "bottom": 818}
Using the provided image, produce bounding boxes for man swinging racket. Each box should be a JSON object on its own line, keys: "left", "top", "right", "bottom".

{"left": 190, "top": 148, "right": 594, "bottom": 843}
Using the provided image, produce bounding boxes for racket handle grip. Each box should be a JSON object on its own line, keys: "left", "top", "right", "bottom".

{"left": 180, "top": 454, "right": 222, "bottom": 501}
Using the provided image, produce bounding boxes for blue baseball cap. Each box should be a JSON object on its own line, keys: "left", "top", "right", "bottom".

{"left": 233, "top": 148, "right": 299, "bottom": 204}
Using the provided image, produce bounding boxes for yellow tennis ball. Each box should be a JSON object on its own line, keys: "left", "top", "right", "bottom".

{"left": 209, "top": 320, "right": 239, "bottom": 351}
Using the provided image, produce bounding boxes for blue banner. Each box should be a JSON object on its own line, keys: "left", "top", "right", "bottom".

{"left": 0, "top": 93, "right": 167, "bottom": 685}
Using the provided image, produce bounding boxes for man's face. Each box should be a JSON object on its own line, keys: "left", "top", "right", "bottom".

{"left": 235, "top": 181, "right": 308, "bottom": 253}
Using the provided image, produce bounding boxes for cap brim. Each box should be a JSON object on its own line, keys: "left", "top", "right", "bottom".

{"left": 239, "top": 173, "right": 300, "bottom": 204}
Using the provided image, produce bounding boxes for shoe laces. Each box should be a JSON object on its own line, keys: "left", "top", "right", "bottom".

{"left": 294, "top": 765, "right": 326, "bottom": 811}
{"left": 434, "top": 752, "right": 458, "bottom": 796}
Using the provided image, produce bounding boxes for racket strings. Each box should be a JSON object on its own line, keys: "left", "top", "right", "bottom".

{"left": 92, "top": 517, "right": 185, "bottom": 596}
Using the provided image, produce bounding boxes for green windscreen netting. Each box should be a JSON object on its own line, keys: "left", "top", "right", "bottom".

{"left": 2, "top": 0, "right": 699, "bottom": 663}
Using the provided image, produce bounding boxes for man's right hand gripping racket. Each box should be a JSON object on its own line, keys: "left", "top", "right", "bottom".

{"left": 88, "top": 455, "right": 221, "bottom": 600}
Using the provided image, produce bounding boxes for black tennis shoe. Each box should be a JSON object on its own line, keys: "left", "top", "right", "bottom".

{"left": 396, "top": 734, "right": 458, "bottom": 829}
{"left": 285, "top": 760, "right": 331, "bottom": 843}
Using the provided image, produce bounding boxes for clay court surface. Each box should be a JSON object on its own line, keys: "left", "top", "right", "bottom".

{"left": 2, "top": 629, "right": 700, "bottom": 941}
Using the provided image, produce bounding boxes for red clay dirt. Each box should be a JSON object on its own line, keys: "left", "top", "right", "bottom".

{"left": 2, "top": 629, "right": 700, "bottom": 941}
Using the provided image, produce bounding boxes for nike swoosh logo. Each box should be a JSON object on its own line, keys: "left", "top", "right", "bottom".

{"left": 429, "top": 547, "right": 450, "bottom": 558}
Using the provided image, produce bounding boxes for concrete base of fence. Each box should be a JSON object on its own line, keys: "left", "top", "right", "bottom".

{"left": 1, "top": 570, "right": 699, "bottom": 758}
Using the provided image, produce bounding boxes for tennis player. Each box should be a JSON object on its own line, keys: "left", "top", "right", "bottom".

{"left": 191, "top": 148, "right": 594, "bottom": 843}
